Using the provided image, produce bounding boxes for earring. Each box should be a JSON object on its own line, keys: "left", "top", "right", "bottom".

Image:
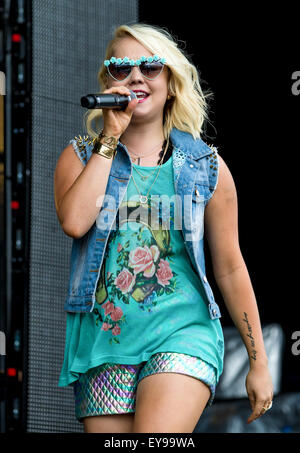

{"left": 167, "top": 94, "right": 171, "bottom": 100}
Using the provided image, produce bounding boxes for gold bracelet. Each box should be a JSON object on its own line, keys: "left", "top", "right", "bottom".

{"left": 98, "top": 129, "right": 119, "bottom": 150}
{"left": 92, "top": 141, "right": 117, "bottom": 159}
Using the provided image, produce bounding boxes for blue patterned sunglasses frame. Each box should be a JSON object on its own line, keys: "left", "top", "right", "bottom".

{"left": 104, "top": 55, "right": 167, "bottom": 82}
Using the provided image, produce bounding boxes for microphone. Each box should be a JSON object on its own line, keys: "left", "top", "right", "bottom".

{"left": 81, "top": 90, "right": 137, "bottom": 110}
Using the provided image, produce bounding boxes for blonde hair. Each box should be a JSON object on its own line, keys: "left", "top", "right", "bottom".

{"left": 84, "top": 23, "right": 213, "bottom": 140}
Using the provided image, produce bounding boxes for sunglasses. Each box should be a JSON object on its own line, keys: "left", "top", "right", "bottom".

{"left": 104, "top": 55, "right": 166, "bottom": 82}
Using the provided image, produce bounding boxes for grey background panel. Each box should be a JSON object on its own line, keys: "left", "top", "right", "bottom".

{"left": 28, "top": 0, "right": 138, "bottom": 433}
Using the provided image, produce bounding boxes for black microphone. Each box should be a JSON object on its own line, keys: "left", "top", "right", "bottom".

{"left": 81, "top": 90, "right": 137, "bottom": 110}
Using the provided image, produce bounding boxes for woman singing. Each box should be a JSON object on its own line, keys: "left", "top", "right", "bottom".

{"left": 54, "top": 23, "right": 273, "bottom": 433}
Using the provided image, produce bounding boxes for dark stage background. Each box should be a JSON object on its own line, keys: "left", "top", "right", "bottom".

{"left": 139, "top": 2, "right": 299, "bottom": 393}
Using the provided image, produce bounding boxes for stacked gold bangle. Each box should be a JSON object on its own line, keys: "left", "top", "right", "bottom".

{"left": 92, "top": 130, "right": 118, "bottom": 159}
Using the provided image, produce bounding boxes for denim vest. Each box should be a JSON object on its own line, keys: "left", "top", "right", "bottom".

{"left": 63, "top": 127, "right": 222, "bottom": 320}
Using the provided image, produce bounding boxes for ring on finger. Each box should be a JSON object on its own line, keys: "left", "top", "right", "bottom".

{"left": 262, "top": 400, "right": 273, "bottom": 412}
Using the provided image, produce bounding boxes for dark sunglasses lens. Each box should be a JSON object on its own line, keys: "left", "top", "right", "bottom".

{"left": 108, "top": 64, "right": 132, "bottom": 81}
{"left": 140, "top": 61, "right": 164, "bottom": 79}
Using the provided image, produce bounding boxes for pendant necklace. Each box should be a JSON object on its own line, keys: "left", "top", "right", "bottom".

{"left": 130, "top": 136, "right": 169, "bottom": 204}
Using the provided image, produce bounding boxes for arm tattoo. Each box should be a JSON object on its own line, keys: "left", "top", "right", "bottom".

{"left": 242, "top": 312, "right": 257, "bottom": 361}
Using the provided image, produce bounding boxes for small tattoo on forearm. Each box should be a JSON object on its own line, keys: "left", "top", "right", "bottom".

{"left": 242, "top": 312, "right": 257, "bottom": 361}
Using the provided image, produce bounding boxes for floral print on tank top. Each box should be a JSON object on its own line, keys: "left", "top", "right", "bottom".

{"left": 93, "top": 196, "right": 179, "bottom": 345}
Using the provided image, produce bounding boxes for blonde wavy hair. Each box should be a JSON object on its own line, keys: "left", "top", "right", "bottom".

{"left": 83, "top": 23, "right": 213, "bottom": 140}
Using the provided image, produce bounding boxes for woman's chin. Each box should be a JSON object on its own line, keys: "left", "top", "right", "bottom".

{"left": 131, "top": 105, "right": 152, "bottom": 120}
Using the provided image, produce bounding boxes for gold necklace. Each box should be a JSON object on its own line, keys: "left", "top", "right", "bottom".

{"left": 133, "top": 139, "right": 168, "bottom": 181}
{"left": 125, "top": 139, "right": 165, "bottom": 163}
{"left": 131, "top": 136, "right": 169, "bottom": 204}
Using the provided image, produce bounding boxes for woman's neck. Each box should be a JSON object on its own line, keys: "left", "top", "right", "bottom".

{"left": 120, "top": 120, "right": 165, "bottom": 158}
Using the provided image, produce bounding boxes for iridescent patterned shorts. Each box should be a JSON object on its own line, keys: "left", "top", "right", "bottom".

{"left": 73, "top": 352, "right": 217, "bottom": 422}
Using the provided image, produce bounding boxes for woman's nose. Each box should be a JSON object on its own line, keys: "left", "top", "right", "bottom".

{"left": 128, "top": 66, "right": 143, "bottom": 83}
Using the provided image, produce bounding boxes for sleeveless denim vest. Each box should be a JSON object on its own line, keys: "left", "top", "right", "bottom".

{"left": 62, "top": 127, "right": 222, "bottom": 320}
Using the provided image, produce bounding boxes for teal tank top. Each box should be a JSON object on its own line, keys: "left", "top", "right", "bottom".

{"left": 58, "top": 152, "right": 224, "bottom": 387}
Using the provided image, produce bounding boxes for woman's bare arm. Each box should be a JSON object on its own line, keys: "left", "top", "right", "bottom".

{"left": 54, "top": 143, "right": 114, "bottom": 238}
{"left": 204, "top": 154, "right": 273, "bottom": 423}
{"left": 204, "top": 154, "right": 268, "bottom": 367}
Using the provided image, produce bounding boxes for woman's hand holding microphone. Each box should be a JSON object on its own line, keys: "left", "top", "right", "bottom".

{"left": 92, "top": 86, "right": 139, "bottom": 160}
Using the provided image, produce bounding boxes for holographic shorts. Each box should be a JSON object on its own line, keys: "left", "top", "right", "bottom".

{"left": 73, "top": 352, "right": 217, "bottom": 422}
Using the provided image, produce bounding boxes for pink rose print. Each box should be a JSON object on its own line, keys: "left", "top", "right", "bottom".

{"left": 156, "top": 259, "right": 173, "bottom": 287}
{"left": 110, "top": 306, "right": 123, "bottom": 321}
{"left": 103, "top": 300, "right": 115, "bottom": 316}
{"left": 115, "top": 268, "right": 136, "bottom": 293}
{"left": 101, "top": 322, "right": 113, "bottom": 331}
{"left": 112, "top": 325, "right": 121, "bottom": 336}
{"left": 117, "top": 243, "right": 123, "bottom": 252}
{"left": 129, "top": 245, "right": 159, "bottom": 277}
